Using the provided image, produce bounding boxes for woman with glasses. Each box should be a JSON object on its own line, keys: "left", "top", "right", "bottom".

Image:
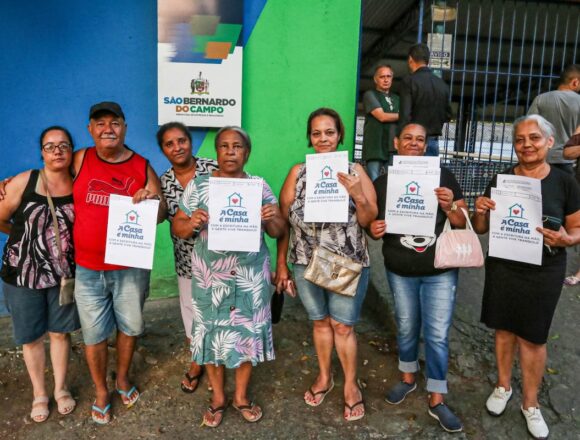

{"left": 472, "top": 114, "right": 580, "bottom": 440}
{"left": 172, "top": 126, "right": 285, "bottom": 427}
{"left": 0, "top": 126, "right": 80, "bottom": 422}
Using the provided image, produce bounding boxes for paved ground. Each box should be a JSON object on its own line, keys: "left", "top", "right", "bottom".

{"left": 0, "top": 238, "right": 579, "bottom": 439}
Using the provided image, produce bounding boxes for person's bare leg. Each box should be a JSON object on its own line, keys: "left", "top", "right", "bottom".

{"left": 85, "top": 340, "right": 109, "bottom": 412}
{"left": 331, "top": 319, "right": 364, "bottom": 419}
{"left": 518, "top": 337, "right": 546, "bottom": 409}
{"left": 495, "top": 330, "right": 517, "bottom": 391}
{"left": 304, "top": 317, "right": 334, "bottom": 405}
{"left": 23, "top": 335, "right": 49, "bottom": 421}
{"left": 49, "top": 332, "right": 71, "bottom": 394}
{"left": 233, "top": 362, "right": 262, "bottom": 421}
{"left": 203, "top": 364, "right": 226, "bottom": 425}
{"left": 115, "top": 331, "right": 137, "bottom": 393}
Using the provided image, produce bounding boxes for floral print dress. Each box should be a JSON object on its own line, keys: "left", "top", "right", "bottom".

{"left": 179, "top": 174, "right": 276, "bottom": 368}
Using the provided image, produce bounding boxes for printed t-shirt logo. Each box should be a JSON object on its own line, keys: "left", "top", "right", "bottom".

{"left": 86, "top": 177, "right": 135, "bottom": 206}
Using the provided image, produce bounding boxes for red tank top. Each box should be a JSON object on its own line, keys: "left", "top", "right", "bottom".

{"left": 73, "top": 147, "right": 148, "bottom": 270}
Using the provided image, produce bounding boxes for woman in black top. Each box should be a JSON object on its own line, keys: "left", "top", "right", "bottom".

{"left": 472, "top": 115, "right": 580, "bottom": 439}
{"left": 0, "top": 127, "right": 80, "bottom": 422}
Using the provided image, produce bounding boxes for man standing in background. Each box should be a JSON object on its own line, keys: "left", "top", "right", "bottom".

{"left": 528, "top": 64, "right": 580, "bottom": 175}
{"left": 399, "top": 43, "right": 452, "bottom": 157}
{"left": 362, "top": 64, "right": 399, "bottom": 181}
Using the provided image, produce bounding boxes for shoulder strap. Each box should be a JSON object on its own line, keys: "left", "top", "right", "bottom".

{"left": 39, "top": 170, "right": 65, "bottom": 269}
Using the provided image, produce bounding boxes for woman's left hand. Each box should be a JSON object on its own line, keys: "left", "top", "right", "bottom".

{"left": 537, "top": 226, "right": 574, "bottom": 248}
{"left": 261, "top": 203, "right": 280, "bottom": 223}
{"left": 337, "top": 171, "right": 363, "bottom": 199}
{"left": 435, "top": 187, "right": 454, "bottom": 212}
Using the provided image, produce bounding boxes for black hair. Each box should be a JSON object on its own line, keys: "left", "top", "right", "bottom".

{"left": 39, "top": 126, "right": 75, "bottom": 151}
{"left": 408, "top": 43, "right": 430, "bottom": 64}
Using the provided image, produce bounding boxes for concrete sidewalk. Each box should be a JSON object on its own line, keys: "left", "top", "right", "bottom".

{"left": 0, "top": 238, "right": 579, "bottom": 439}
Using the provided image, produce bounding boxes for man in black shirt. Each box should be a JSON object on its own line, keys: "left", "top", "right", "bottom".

{"left": 399, "top": 43, "right": 452, "bottom": 157}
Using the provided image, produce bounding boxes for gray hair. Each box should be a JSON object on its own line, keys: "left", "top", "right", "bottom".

{"left": 215, "top": 126, "right": 252, "bottom": 151}
{"left": 513, "top": 114, "right": 555, "bottom": 141}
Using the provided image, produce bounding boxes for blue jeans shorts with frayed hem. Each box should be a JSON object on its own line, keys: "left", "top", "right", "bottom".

{"left": 3, "top": 281, "right": 81, "bottom": 345}
{"left": 293, "top": 264, "right": 370, "bottom": 326}
{"left": 74, "top": 265, "right": 150, "bottom": 345}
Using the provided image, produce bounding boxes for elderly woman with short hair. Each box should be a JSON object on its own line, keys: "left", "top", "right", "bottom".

{"left": 472, "top": 114, "right": 580, "bottom": 440}
{"left": 172, "top": 126, "right": 285, "bottom": 427}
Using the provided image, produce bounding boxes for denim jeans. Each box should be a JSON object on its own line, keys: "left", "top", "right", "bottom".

{"left": 365, "top": 160, "right": 388, "bottom": 182}
{"left": 386, "top": 269, "right": 458, "bottom": 394}
{"left": 426, "top": 136, "right": 440, "bottom": 157}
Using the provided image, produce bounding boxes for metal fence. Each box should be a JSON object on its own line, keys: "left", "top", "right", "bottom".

{"left": 427, "top": 0, "right": 579, "bottom": 204}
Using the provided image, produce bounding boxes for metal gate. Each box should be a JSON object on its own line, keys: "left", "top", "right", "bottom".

{"left": 422, "top": 0, "right": 579, "bottom": 202}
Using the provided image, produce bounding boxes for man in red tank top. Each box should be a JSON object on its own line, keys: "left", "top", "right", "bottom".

{"left": 72, "top": 102, "right": 166, "bottom": 424}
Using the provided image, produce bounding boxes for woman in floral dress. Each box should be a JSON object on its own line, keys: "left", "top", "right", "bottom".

{"left": 172, "top": 126, "right": 285, "bottom": 427}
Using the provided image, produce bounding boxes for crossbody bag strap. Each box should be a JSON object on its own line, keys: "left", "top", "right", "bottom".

{"left": 39, "top": 170, "right": 65, "bottom": 269}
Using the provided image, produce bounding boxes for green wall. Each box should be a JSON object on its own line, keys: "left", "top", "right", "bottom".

{"left": 151, "top": 0, "right": 362, "bottom": 297}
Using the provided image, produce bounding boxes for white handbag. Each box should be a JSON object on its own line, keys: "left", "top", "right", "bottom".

{"left": 434, "top": 208, "right": 484, "bottom": 269}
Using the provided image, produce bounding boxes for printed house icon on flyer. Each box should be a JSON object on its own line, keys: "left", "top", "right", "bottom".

{"left": 227, "top": 192, "right": 243, "bottom": 207}
{"left": 508, "top": 203, "right": 525, "bottom": 218}
{"left": 321, "top": 165, "right": 333, "bottom": 180}
{"left": 125, "top": 210, "right": 140, "bottom": 225}
{"left": 405, "top": 181, "right": 420, "bottom": 195}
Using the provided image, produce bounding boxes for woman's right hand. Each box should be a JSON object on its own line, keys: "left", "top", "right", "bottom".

{"left": 274, "top": 264, "right": 296, "bottom": 297}
{"left": 190, "top": 208, "right": 209, "bottom": 231}
{"left": 369, "top": 219, "right": 387, "bottom": 238}
{"left": 474, "top": 196, "right": 495, "bottom": 215}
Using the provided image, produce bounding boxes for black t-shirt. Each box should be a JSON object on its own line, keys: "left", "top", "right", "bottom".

{"left": 374, "top": 167, "right": 463, "bottom": 276}
{"left": 484, "top": 165, "right": 580, "bottom": 267}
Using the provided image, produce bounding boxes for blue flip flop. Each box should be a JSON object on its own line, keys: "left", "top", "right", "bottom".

{"left": 91, "top": 402, "right": 111, "bottom": 425}
{"left": 116, "top": 385, "right": 140, "bottom": 408}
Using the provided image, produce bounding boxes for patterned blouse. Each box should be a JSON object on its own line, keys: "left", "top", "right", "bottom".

{"left": 1, "top": 170, "right": 75, "bottom": 289}
{"left": 288, "top": 163, "right": 370, "bottom": 267}
{"left": 160, "top": 156, "right": 218, "bottom": 277}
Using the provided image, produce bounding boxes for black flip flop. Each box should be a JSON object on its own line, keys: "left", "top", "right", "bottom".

{"left": 180, "top": 369, "right": 204, "bottom": 393}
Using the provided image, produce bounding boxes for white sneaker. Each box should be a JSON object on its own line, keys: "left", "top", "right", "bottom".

{"left": 485, "top": 386, "right": 512, "bottom": 416}
{"left": 521, "top": 406, "right": 549, "bottom": 439}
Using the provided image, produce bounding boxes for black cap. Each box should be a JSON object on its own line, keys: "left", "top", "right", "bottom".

{"left": 89, "top": 101, "right": 125, "bottom": 120}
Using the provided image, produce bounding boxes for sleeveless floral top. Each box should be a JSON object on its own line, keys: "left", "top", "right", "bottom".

{"left": 288, "top": 163, "right": 370, "bottom": 267}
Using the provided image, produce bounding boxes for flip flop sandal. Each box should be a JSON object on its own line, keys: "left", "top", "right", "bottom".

{"left": 304, "top": 379, "right": 335, "bottom": 407}
{"left": 91, "top": 401, "right": 111, "bottom": 425}
{"left": 344, "top": 400, "right": 365, "bottom": 422}
{"left": 232, "top": 401, "right": 263, "bottom": 423}
{"left": 30, "top": 396, "right": 50, "bottom": 423}
{"left": 181, "top": 369, "right": 204, "bottom": 393}
{"left": 116, "top": 385, "right": 140, "bottom": 408}
{"left": 54, "top": 390, "right": 76, "bottom": 415}
{"left": 201, "top": 405, "right": 226, "bottom": 428}
{"left": 564, "top": 276, "right": 580, "bottom": 286}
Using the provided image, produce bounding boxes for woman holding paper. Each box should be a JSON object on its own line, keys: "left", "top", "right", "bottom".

{"left": 368, "top": 123, "right": 467, "bottom": 433}
{"left": 0, "top": 126, "right": 80, "bottom": 422}
{"left": 172, "top": 126, "right": 284, "bottom": 427}
{"left": 275, "top": 107, "right": 377, "bottom": 422}
{"left": 472, "top": 114, "right": 580, "bottom": 440}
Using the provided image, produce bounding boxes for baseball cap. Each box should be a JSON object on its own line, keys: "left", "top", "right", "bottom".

{"left": 89, "top": 101, "right": 125, "bottom": 120}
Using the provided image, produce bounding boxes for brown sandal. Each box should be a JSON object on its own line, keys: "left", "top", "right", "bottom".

{"left": 232, "top": 401, "right": 263, "bottom": 423}
{"left": 202, "top": 405, "right": 226, "bottom": 428}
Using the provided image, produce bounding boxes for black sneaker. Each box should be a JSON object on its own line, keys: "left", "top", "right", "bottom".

{"left": 428, "top": 402, "right": 463, "bottom": 433}
{"left": 385, "top": 381, "right": 417, "bottom": 405}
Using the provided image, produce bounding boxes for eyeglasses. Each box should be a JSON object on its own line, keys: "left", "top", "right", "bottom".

{"left": 42, "top": 142, "right": 72, "bottom": 153}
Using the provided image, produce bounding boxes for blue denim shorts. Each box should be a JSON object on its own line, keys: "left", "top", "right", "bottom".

{"left": 3, "top": 281, "right": 81, "bottom": 345}
{"left": 74, "top": 265, "right": 150, "bottom": 345}
{"left": 293, "top": 264, "right": 370, "bottom": 326}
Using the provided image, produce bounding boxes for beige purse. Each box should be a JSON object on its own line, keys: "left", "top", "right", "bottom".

{"left": 304, "top": 224, "right": 363, "bottom": 297}
{"left": 40, "top": 170, "right": 75, "bottom": 306}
